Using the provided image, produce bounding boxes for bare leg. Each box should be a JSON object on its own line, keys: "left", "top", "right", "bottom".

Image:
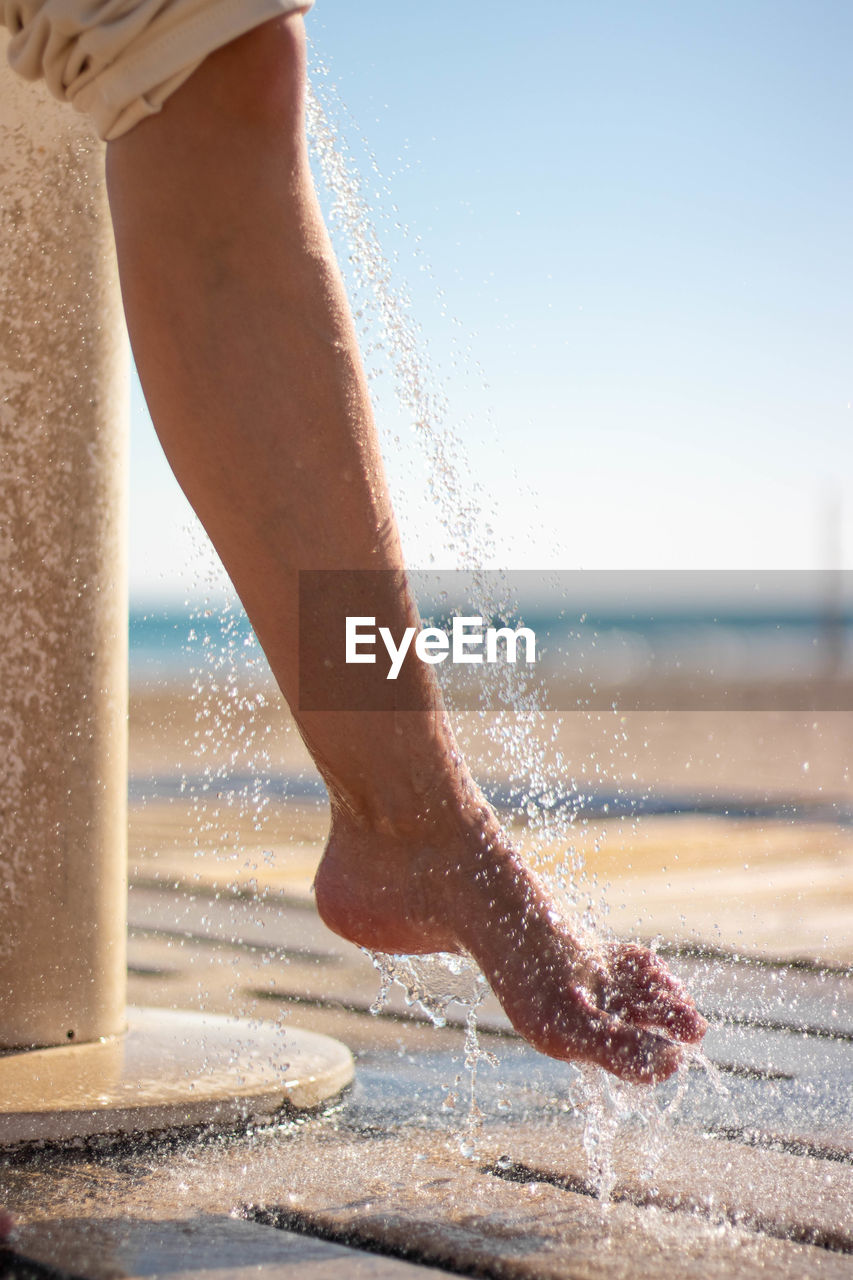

{"left": 105, "top": 15, "right": 705, "bottom": 1083}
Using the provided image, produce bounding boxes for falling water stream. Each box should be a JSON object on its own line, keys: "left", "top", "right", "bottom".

{"left": 300, "top": 70, "right": 717, "bottom": 1197}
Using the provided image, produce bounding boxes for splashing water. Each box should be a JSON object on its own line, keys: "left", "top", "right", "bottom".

{"left": 304, "top": 73, "right": 590, "bottom": 870}
{"left": 367, "top": 950, "right": 486, "bottom": 1030}
{"left": 367, "top": 950, "right": 498, "bottom": 1151}
{"left": 301, "top": 66, "right": 711, "bottom": 1198}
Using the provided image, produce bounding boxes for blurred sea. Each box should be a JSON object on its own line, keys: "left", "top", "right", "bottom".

{"left": 130, "top": 594, "right": 853, "bottom": 704}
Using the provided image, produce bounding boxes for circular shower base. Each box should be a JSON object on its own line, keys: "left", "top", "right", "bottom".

{"left": 0, "top": 1007, "right": 353, "bottom": 1144}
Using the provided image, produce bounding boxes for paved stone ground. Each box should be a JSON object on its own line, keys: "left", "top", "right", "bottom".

{"left": 2, "top": 804, "right": 852, "bottom": 1278}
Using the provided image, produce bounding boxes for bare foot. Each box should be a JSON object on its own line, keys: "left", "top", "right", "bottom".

{"left": 314, "top": 797, "right": 707, "bottom": 1085}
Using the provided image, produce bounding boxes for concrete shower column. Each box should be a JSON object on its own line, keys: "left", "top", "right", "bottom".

{"left": 0, "top": 45, "right": 354, "bottom": 1132}
{"left": 0, "top": 38, "right": 129, "bottom": 1049}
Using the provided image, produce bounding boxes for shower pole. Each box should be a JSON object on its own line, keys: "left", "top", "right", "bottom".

{"left": 0, "top": 38, "right": 129, "bottom": 1050}
{"left": 0, "top": 45, "right": 353, "bottom": 1134}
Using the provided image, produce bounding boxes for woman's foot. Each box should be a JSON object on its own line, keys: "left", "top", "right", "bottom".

{"left": 314, "top": 799, "right": 707, "bottom": 1085}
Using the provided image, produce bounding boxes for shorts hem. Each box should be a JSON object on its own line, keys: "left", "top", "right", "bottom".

{"left": 72, "top": 0, "right": 311, "bottom": 140}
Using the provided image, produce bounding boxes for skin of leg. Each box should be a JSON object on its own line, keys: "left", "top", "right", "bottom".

{"left": 105, "top": 14, "right": 706, "bottom": 1083}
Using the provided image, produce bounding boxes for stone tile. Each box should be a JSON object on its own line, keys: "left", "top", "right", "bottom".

{"left": 475, "top": 1120, "right": 853, "bottom": 1252}
{"left": 3, "top": 1097, "right": 852, "bottom": 1280}
{"left": 227, "top": 1129, "right": 853, "bottom": 1280}
{"left": 6, "top": 1214, "right": 456, "bottom": 1278}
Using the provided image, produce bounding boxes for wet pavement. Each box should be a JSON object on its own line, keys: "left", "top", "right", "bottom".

{"left": 2, "top": 847, "right": 852, "bottom": 1277}
{"left": 1, "top": 814, "right": 850, "bottom": 1274}
{"left": 2, "top": 1045, "right": 852, "bottom": 1278}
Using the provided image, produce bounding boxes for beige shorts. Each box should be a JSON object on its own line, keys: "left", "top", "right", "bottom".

{"left": 2, "top": 0, "right": 313, "bottom": 141}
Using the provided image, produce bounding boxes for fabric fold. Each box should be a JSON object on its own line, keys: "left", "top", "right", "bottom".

{"left": 4, "top": 0, "right": 313, "bottom": 139}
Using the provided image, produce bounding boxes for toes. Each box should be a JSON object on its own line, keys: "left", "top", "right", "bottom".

{"left": 612, "top": 978, "right": 708, "bottom": 1042}
{"left": 625, "top": 995, "right": 708, "bottom": 1043}
{"left": 531, "top": 994, "right": 684, "bottom": 1085}
{"left": 607, "top": 943, "right": 707, "bottom": 1044}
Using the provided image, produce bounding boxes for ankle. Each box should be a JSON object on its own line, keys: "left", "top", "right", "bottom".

{"left": 329, "top": 769, "right": 499, "bottom": 863}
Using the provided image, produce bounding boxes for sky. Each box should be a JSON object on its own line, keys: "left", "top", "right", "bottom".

{"left": 128, "top": 0, "right": 853, "bottom": 603}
